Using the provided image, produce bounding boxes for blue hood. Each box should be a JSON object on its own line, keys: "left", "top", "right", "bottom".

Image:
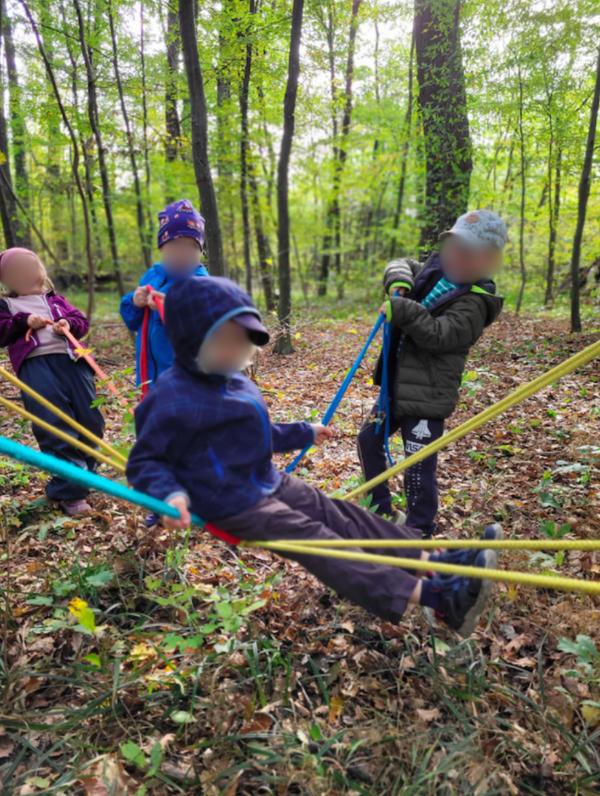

{"left": 164, "top": 276, "right": 264, "bottom": 373}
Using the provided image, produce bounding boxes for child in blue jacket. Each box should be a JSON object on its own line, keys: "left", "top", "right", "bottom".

{"left": 127, "top": 276, "right": 503, "bottom": 638}
{"left": 120, "top": 199, "right": 209, "bottom": 387}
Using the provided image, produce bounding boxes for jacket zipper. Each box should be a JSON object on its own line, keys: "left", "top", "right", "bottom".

{"left": 42, "top": 294, "right": 71, "bottom": 357}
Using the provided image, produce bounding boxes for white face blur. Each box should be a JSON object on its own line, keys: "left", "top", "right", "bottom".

{"left": 0, "top": 254, "right": 47, "bottom": 295}
{"left": 440, "top": 236, "right": 503, "bottom": 284}
{"left": 195, "top": 320, "right": 257, "bottom": 376}
{"left": 159, "top": 237, "right": 202, "bottom": 273}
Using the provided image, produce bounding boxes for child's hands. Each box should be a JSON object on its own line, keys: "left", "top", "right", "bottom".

{"left": 133, "top": 286, "right": 150, "bottom": 308}
{"left": 53, "top": 319, "right": 70, "bottom": 335}
{"left": 148, "top": 291, "right": 165, "bottom": 311}
{"left": 311, "top": 424, "right": 335, "bottom": 445}
{"left": 27, "top": 314, "right": 48, "bottom": 330}
{"left": 163, "top": 494, "right": 191, "bottom": 529}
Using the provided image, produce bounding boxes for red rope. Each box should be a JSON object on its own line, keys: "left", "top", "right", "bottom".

{"left": 205, "top": 523, "right": 241, "bottom": 545}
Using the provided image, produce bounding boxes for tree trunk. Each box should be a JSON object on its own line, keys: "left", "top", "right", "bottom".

{"left": 107, "top": 0, "right": 152, "bottom": 269}
{"left": 516, "top": 69, "right": 527, "bottom": 313}
{"left": 390, "top": 29, "right": 415, "bottom": 259}
{"left": 1, "top": 0, "right": 30, "bottom": 246}
{"left": 248, "top": 151, "right": 275, "bottom": 312}
{"left": 318, "top": 0, "right": 362, "bottom": 297}
{"left": 140, "top": 2, "right": 151, "bottom": 200}
{"left": 414, "top": 0, "right": 472, "bottom": 254}
{"left": 165, "top": 0, "right": 182, "bottom": 167}
{"left": 19, "top": 0, "right": 95, "bottom": 317}
{"left": 73, "top": 0, "right": 124, "bottom": 294}
{"left": 274, "top": 0, "right": 304, "bottom": 355}
{"left": 239, "top": 0, "right": 256, "bottom": 295}
{"left": 570, "top": 47, "right": 600, "bottom": 333}
{"left": 545, "top": 142, "right": 561, "bottom": 307}
{"left": 179, "top": 0, "right": 226, "bottom": 276}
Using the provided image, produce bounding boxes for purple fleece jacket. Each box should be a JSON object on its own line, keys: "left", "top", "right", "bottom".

{"left": 0, "top": 292, "right": 89, "bottom": 374}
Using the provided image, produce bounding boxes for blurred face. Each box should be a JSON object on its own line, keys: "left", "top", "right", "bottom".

{"left": 1, "top": 253, "right": 46, "bottom": 295}
{"left": 440, "top": 236, "right": 502, "bottom": 284}
{"left": 159, "top": 237, "right": 202, "bottom": 274}
{"left": 196, "top": 320, "right": 257, "bottom": 376}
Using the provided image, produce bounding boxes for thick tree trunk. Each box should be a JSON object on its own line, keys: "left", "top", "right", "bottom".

{"left": 20, "top": 0, "right": 95, "bottom": 317}
{"left": 179, "top": 0, "right": 226, "bottom": 276}
{"left": 390, "top": 30, "right": 415, "bottom": 259}
{"left": 140, "top": 3, "right": 151, "bottom": 200}
{"left": 414, "top": 0, "right": 472, "bottom": 254}
{"left": 73, "top": 0, "right": 124, "bottom": 294}
{"left": 274, "top": 0, "right": 304, "bottom": 355}
{"left": 570, "top": 48, "right": 600, "bottom": 333}
{"left": 107, "top": 0, "right": 152, "bottom": 269}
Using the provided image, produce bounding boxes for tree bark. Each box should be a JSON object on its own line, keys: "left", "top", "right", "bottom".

{"left": 570, "top": 47, "right": 600, "bottom": 333}
{"left": 274, "top": 0, "right": 304, "bottom": 355}
{"left": 248, "top": 151, "right": 275, "bottom": 311}
{"left": 19, "top": 0, "right": 95, "bottom": 317}
{"left": 107, "top": 0, "right": 152, "bottom": 269}
{"left": 73, "top": 0, "right": 124, "bottom": 294}
{"left": 1, "top": 0, "right": 30, "bottom": 246}
{"left": 389, "top": 29, "right": 415, "bottom": 259}
{"left": 165, "top": 0, "right": 182, "bottom": 167}
{"left": 545, "top": 141, "right": 561, "bottom": 307}
{"left": 239, "top": 0, "right": 256, "bottom": 295}
{"left": 179, "top": 0, "right": 226, "bottom": 276}
{"left": 414, "top": 0, "right": 472, "bottom": 254}
{"left": 516, "top": 69, "right": 527, "bottom": 313}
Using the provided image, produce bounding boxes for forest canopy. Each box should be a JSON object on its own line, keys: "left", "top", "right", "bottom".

{"left": 0, "top": 0, "right": 599, "bottom": 334}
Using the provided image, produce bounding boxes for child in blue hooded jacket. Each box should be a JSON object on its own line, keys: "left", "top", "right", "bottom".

{"left": 120, "top": 199, "right": 209, "bottom": 387}
{"left": 127, "top": 277, "right": 503, "bottom": 638}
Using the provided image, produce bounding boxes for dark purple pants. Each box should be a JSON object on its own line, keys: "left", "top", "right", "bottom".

{"left": 357, "top": 406, "right": 444, "bottom": 536}
{"left": 216, "top": 474, "right": 423, "bottom": 622}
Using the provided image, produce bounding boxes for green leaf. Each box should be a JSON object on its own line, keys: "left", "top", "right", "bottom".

{"left": 120, "top": 740, "right": 147, "bottom": 769}
{"left": 147, "top": 742, "right": 163, "bottom": 777}
{"left": 171, "top": 710, "right": 194, "bottom": 724}
{"left": 84, "top": 569, "right": 114, "bottom": 588}
{"left": 83, "top": 653, "right": 102, "bottom": 668}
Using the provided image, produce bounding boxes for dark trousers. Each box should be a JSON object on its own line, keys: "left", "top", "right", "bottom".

{"left": 357, "top": 405, "right": 444, "bottom": 536}
{"left": 217, "top": 474, "right": 423, "bottom": 622}
{"left": 19, "top": 354, "right": 105, "bottom": 501}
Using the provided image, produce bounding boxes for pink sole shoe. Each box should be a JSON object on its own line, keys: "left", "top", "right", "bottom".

{"left": 60, "top": 499, "right": 93, "bottom": 517}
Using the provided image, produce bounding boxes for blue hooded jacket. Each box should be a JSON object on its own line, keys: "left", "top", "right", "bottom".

{"left": 119, "top": 262, "right": 209, "bottom": 386}
{"left": 126, "top": 277, "right": 315, "bottom": 522}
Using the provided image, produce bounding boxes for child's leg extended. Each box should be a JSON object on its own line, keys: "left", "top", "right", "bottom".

{"left": 398, "top": 416, "right": 444, "bottom": 537}
{"left": 19, "top": 356, "right": 101, "bottom": 500}
{"left": 216, "top": 485, "right": 422, "bottom": 623}
{"left": 357, "top": 403, "right": 402, "bottom": 517}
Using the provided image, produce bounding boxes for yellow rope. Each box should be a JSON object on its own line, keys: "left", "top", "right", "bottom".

{"left": 248, "top": 538, "right": 600, "bottom": 551}
{"left": 243, "top": 540, "right": 600, "bottom": 595}
{"left": 0, "top": 364, "right": 127, "bottom": 465}
{"left": 0, "top": 395, "right": 126, "bottom": 473}
{"left": 339, "top": 337, "right": 600, "bottom": 501}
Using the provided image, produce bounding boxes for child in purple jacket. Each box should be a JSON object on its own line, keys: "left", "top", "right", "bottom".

{"left": 0, "top": 247, "right": 104, "bottom": 516}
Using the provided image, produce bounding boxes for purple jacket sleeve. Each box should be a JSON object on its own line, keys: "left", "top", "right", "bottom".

{"left": 58, "top": 296, "right": 89, "bottom": 340}
{"left": 271, "top": 422, "right": 315, "bottom": 453}
{"left": 0, "top": 299, "right": 29, "bottom": 347}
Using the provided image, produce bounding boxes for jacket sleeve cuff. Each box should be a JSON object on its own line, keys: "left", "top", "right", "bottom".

{"left": 164, "top": 490, "right": 190, "bottom": 506}
{"left": 388, "top": 280, "right": 412, "bottom": 296}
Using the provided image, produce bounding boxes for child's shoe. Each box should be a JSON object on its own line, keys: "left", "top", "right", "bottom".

{"left": 60, "top": 499, "right": 92, "bottom": 517}
{"left": 429, "top": 523, "right": 503, "bottom": 568}
{"left": 423, "top": 548, "right": 499, "bottom": 637}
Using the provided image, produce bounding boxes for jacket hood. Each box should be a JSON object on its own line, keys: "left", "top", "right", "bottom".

{"left": 164, "top": 276, "right": 263, "bottom": 372}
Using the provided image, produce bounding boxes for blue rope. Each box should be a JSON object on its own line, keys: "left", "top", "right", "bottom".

{"left": 375, "top": 320, "right": 395, "bottom": 467}
{"left": 286, "top": 313, "right": 385, "bottom": 473}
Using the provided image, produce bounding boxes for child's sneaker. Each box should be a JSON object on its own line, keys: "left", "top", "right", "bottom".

{"left": 429, "top": 523, "right": 503, "bottom": 568}
{"left": 60, "top": 499, "right": 92, "bottom": 517}
{"left": 423, "top": 548, "right": 499, "bottom": 637}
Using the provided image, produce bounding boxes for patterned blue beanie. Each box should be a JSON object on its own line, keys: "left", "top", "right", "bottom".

{"left": 157, "top": 199, "right": 206, "bottom": 249}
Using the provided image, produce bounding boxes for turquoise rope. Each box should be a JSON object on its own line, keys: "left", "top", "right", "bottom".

{"left": 0, "top": 435, "right": 205, "bottom": 527}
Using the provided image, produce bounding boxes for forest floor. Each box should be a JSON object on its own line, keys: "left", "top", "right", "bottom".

{"left": 1, "top": 308, "right": 599, "bottom": 795}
